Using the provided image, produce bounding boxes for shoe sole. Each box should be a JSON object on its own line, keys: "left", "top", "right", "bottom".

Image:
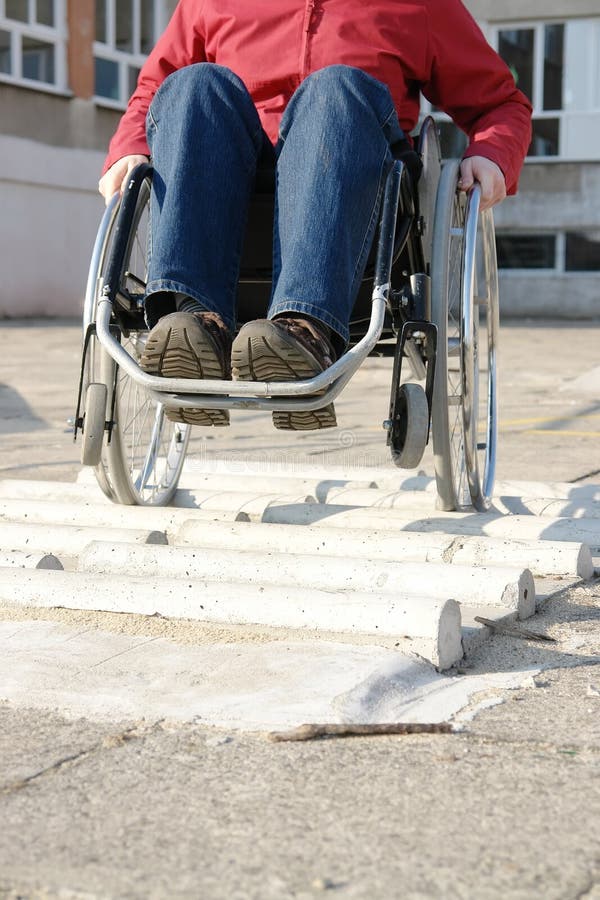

{"left": 231, "top": 322, "right": 336, "bottom": 431}
{"left": 140, "top": 315, "right": 230, "bottom": 427}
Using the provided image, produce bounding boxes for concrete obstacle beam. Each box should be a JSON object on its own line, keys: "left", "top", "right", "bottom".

{"left": 321, "top": 487, "right": 600, "bottom": 520}
{"left": 177, "top": 457, "right": 428, "bottom": 488}
{"left": 0, "top": 522, "right": 169, "bottom": 562}
{"left": 176, "top": 459, "right": 600, "bottom": 503}
{"left": 0, "top": 567, "right": 463, "bottom": 670}
{"left": 161, "top": 473, "right": 380, "bottom": 500}
{"left": 78, "top": 541, "right": 536, "bottom": 618}
{"left": 260, "top": 503, "right": 600, "bottom": 555}
{"left": 0, "top": 498, "right": 247, "bottom": 533}
{"left": 0, "top": 479, "right": 315, "bottom": 517}
{"left": 493, "top": 481, "right": 600, "bottom": 503}
{"left": 175, "top": 519, "right": 593, "bottom": 580}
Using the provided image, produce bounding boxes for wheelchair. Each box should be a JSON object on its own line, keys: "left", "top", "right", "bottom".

{"left": 74, "top": 117, "right": 499, "bottom": 512}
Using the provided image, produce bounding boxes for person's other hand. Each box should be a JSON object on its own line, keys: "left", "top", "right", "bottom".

{"left": 98, "top": 154, "right": 149, "bottom": 205}
{"left": 458, "top": 156, "right": 506, "bottom": 210}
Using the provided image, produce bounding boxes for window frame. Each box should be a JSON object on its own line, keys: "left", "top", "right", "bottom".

{"left": 496, "top": 230, "right": 600, "bottom": 275}
{"left": 423, "top": 17, "right": 600, "bottom": 163}
{"left": 491, "top": 18, "right": 600, "bottom": 162}
{"left": 492, "top": 20, "right": 565, "bottom": 160}
{"left": 93, "top": 0, "right": 167, "bottom": 109}
{"left": 495, "top": 232, "right": 559, "bottom": 272}
{"left": 0, "top": 0, "right": 67, "bottom": 94}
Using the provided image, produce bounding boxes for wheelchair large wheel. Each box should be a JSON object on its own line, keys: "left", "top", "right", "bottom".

{"left": 81, "top": 176, "right": 190, "bottom": 506}
{"left": 81, "top": 196, "right": 120, "bottom": 502}
{"left": 430, "top": 160, "right": 499, "bottom": 512}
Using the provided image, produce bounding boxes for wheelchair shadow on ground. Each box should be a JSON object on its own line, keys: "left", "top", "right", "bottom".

{"left": 0, "top": 383, "right": 47, "bottom": 433}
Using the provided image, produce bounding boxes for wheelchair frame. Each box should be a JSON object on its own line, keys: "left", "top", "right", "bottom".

{"left": 75, "top": 118, "right": 499, "bottom": 511}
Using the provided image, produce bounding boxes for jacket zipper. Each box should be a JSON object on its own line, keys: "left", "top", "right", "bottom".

{"left": 299, "top": 0, "right": 316, "bottom": 80}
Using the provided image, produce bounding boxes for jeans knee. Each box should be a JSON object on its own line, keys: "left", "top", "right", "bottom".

{"left": 303, "top": 64, "right": 363, "bottom": 88}
{"left": 161, "top": 63, "right": 246, "bottom": 99}
{"left": 150, "top": 63, "right": 257, "bottom": 133}
{"left": 303, "top": 64, "right": 389, "bottom": 97}
{"left": 289, "top": 65, "right": 394, "bottom": 123}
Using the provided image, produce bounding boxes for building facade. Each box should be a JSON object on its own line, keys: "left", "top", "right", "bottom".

{"left": 0, "top": 0, "right": 177, "bottom": 317}
{"left": 1, "top": 0, "right": 598, "bottom": 318}
{"left": 466, "top": 0, "right": 600, "bottom": 317}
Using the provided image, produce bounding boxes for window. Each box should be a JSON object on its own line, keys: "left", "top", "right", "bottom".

{"left": 496, "top": 234, "right": 556, "bottom": 270}
{"left": 496, "top": 23, "right": 564, "bottom": 157}
{"left": 565, "top": 232, "right": 600, "bottom": 272}
{"left": 424, "top": 18, "right": 600, "bottom": 162}
{"left": 493, "top": 19, "right": 600, "bottom": 160}
{"left": 416, "top": 106, "right": 467, "bottom": 161}
{"left": 0, "top": 0, "right": 66, "bottom": 90}
{"left": 497, "top": 232, "right": 600, "bottom": 272}
{"left": 94, "top": 0, "right": 164, "bottom": 107}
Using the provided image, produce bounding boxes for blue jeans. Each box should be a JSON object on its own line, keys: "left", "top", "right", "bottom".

{"left": 145, "top": 63, "right": 405, "bottom": 345}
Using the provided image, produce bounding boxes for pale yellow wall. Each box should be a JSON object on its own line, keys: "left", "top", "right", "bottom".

{"left": 0, "top": 136, "right": 105, "bottom": 317}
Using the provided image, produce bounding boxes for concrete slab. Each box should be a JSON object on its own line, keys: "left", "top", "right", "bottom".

{"left": 0, "top": 619, "right": 540, "bottom": 730}
{"left": 0, "top": 567, "right": 463, "bottom": 669}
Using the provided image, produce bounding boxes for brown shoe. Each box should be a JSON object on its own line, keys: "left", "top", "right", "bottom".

{"left": 140, "top": 311, "right": 232, "bottom": 426}
{"left": 231, "top": 316, "right": 337, "bottom": 430}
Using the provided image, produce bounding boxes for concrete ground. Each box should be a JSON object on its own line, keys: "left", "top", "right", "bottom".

{"left": 0, "top": 318, "right": 599, "bottom": 899}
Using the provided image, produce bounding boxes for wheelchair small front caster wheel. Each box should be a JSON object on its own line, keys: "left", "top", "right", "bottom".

{"left": 81, "top": 382, "right": 107, "bottom": 466}
{"left": 389, "top": 382, "right": 429, "bottom": 469}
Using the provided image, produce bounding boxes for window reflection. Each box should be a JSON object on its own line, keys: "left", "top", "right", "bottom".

{"left": 5, "top": 0, "right": 28, "bottom": 23}
{"left": 141, "top": 0, "right": 155, "bottom": 55}
{"left": 498, "top": 28, "right": 534, "bottom": 98}
{"left": 22, "top": 36, "right": 55, "bottom": 83}
{"left": 0, "top": 30, "right": 11, "bottom": 74}
{"left": 436, "top": 121, "right": 468, "bottom": 160}
{"left": 128, "top": 65, "right": 140, "bottom": 96}
{"left": 95, "top": 0, "right": 107, "bottom": 44}
{"left": 565, "top": 232, "right": 600, "bottom": 271}
{"left": 95, "top": 56, "right": 119, "bottom": 100}
{"left": 528, "top": 119, "right": 560, "bottom": 156}
{"left": 36, "top": 0, "right": 55, "bottom": 27}
{"left": 543, "top": 24, "right": 564, "bottom": 111}
{"left": 496, "top": 234, "right": 556, "bottom": 269}
{"left": 116, "top": 1, "right": 133, "bottom": 53}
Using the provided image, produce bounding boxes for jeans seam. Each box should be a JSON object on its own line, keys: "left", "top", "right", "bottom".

{"left": 147, "top": 107, "right": 158, "bottom": 131}
{"left": 349, "top": 149, "right": 390, "bottom": 297}
{"left": 380, "top": 106, "right": 397, "bottom": 130}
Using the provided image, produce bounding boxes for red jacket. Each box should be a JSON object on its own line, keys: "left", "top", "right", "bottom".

{"left": 103, "top": 0, "right": 532, "bottom": 193}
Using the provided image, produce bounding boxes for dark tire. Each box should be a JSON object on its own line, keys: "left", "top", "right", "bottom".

{"left": 80, "top": 383, "right": 107, "bottom": 467}
{"left": 390, "top": 383, "right": 429, "bottom": 469}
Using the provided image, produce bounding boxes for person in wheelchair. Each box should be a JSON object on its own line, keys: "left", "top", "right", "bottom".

{"left": 98, "top": 0, "right": 531, "bottom": 432}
